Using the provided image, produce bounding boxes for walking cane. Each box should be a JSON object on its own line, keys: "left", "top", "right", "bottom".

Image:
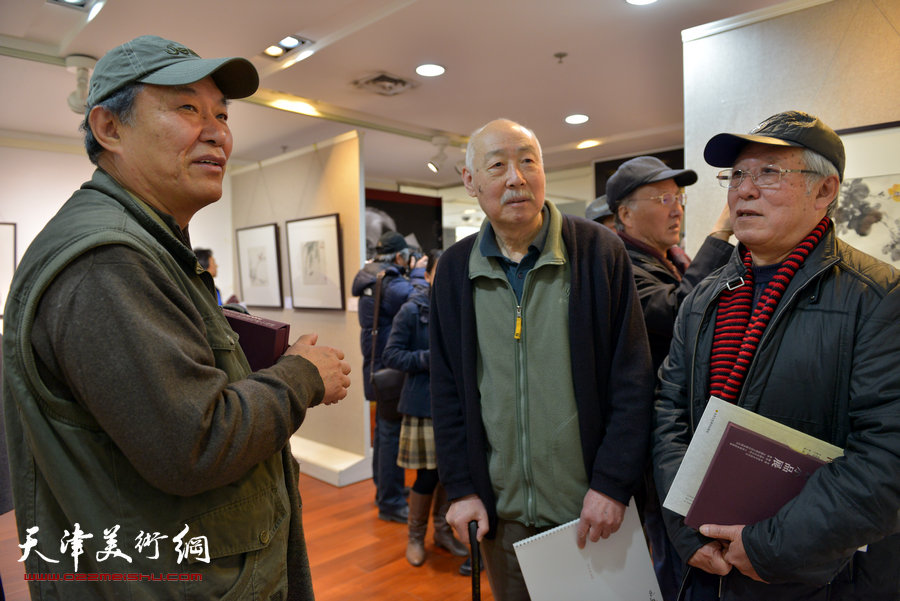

{"left": 468, "top": 520, "right": 480, "bottom": 601}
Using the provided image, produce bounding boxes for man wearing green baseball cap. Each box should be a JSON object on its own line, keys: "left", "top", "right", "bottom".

{"left": 3, "top": 35, "right": 351, "bottom": 600}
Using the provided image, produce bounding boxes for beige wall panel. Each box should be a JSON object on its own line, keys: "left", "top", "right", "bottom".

{"left": 230, "top": 132, "right": 368, "bottom": 460}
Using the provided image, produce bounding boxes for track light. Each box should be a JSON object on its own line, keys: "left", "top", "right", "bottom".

{"left": 426, "top": 136, "right": 449, "bottom": 174}
{"left": 65, "top": 54, "right": 97, "bottom": 114}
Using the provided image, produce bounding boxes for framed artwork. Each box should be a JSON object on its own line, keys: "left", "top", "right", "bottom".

{"left": 0, "top": 223, "right": 15, "bottom": 318}
{"left": 235, "top": 223, "right": 283, "bottom": 308}
{"left": 835, "top": 122, "right": 900, "bottom": 268}
{"left": 285, "top": 214, "right": 345, "bottom": 310}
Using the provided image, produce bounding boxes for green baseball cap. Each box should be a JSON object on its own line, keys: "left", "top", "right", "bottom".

{"left": 86, "top": 35, "right": 259, "bottom": 107}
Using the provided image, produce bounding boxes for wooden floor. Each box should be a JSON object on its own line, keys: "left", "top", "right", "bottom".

{"left": 0, "top": 472, "right": 491, "bottom": 601}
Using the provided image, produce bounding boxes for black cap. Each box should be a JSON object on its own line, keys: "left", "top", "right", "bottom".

{"left": 606, "top": 156, "right": 697, "bottom": 212}
{"left": 585, "top": 195, "right": 613, "bottom": 221}
{"left": 703, "top": 110, "right": 845, "bottom": 181}
{"left": 375, "top": 231, "right": 408, "bottom": 254}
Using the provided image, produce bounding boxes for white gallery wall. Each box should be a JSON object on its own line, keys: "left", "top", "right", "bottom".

{"left": 682, "top": 0, "right": 900, "bottom": 255}
{"left": 229, "top": 131, "right": 371, "bottom": 485}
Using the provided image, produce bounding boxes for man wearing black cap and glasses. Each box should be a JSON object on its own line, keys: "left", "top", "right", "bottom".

{"left": 3, "top": 36, "right": 350, "bottom": 600}
{"left": 652, "top": 111, "right": 899, "bottom": 600}
{"left": 605, "top": 155, "right": 734, "bottom": 601}
{"left": 606, "top": 156, "right": 734, "bottom": 375}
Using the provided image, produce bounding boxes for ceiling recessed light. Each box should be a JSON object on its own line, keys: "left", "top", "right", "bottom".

{"left": 270, "top": 98, "right": 321, "bottom": 117}
{"left": 262, "top": 34, "right": 314, "bottom": 61}
{"left": 626, "top": 0, "right": 658, "bottom": 5}
{"left": 416, "top": 63, "right": 446, "bottom": 77}
{"left": 565, "top": 114, "right": 589, "bottom": 125}
{"left": 577, "top": 139, "right": 602, "bottom": 150}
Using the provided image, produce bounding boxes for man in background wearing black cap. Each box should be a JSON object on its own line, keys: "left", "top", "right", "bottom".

{"left": 585, "top": 194, "right": 616, "bottom": 229}
{"left": 352, "top": 231, "right": 415, "bottom": 523}
{"left": 605, "top": 155, "right": 733, "bottom": 600}
{"left": 3, "top": 35, "right": 350, "bottom": 600}
{"left": 606, "top": 155, "right": 734, "bottom": 375}
{"left": 653, "top": 111, "right": 899, "bottom": 600}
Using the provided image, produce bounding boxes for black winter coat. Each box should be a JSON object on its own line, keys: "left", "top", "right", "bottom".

{"left": 622, "top": 234, "right": 732, "bottom": 375}
{"left": 653, "top": 226, "right": 900, "bottom": 600}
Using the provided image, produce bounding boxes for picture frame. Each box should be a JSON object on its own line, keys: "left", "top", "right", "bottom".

{"left": 235, "top": 223, "right": 283, "bottom": 308}
{"left": 835, "top": 121, "right": 900, "bottom": 269}
{"left": 0, "top": 223, "right": 15, "bottom": 318}
{"left": 285, "top": 214, "right": 346, "bottom": 310}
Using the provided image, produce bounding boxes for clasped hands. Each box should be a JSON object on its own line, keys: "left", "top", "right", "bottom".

{"left": 691, "top": 524, "right": 765, "bottom": 582}
{"left": 286, "top": 333, "right": 351, "bottom": 405}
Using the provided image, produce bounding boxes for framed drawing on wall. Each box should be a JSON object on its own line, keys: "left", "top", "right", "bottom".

{"left": 286, "top": 214, "right": 345, "bottom": 310}
{"left": 235, "top": 223, "right": 283, "bottom": 308}
{"left": 0, "top": 222, "right": 15, "bottom": 318}
{"left": 836, "top": 122, "right": 900, "bottom": 269}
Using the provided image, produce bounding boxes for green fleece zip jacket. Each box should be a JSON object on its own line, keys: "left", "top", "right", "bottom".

{"left": 470, "top": 202, "right": 588, "bottom": 527}
{"left": 3, "top": 169, "right": 322, "bottom": 600}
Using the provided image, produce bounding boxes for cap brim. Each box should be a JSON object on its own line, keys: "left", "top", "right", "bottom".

{"left": 139, "top": 57, "right": 259, "bottom": 99}
{"left": 655, "top": 168, "right": 698, "bottom": 189}
{"left": 704, "top": 133, "right": 800, "bottom": 168}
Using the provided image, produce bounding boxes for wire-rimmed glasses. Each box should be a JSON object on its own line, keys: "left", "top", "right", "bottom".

{"left": 717, "top": 165, "right": 819, "bottom": 189}
{"left": 637, "top": 192, "right": 686, "bottom": 206}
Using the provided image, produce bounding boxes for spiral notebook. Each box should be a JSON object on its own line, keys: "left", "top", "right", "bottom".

{"left": 512, "top": 502, "right": 662, "bottom": 601}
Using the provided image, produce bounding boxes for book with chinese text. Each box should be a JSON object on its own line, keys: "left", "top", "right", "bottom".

{"left": 684, "top": 422, "right": 828, "bottom": 529}
{"left": 664, "top": 397, "right": 843, "bottom": 518}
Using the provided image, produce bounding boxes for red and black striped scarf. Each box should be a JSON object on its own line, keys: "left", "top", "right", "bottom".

{"left": 709, "top": 217, "right": 831, "bottom": 402}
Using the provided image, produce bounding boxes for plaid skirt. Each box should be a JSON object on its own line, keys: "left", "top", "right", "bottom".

{"left": 397, "top": 415, "right": 436, "bottom": 470}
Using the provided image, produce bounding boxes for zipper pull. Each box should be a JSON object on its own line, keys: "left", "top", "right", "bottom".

{"left": 514, "top": 306, "right": 522, "bottom": 340}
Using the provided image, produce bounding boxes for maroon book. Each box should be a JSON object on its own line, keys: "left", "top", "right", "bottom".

{"left": 223, "top": 309, "right": 290, "bottom": 371}
{"left": 684, "top": 422, "right": 827, "bottom": 530}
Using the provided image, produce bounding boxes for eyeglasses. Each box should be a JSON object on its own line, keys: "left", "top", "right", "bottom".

{"left": 716, "top": 165, "right": 819, "bottom": 189}
{"left": 635, "top": 192, "right": 686, "bottom": 206}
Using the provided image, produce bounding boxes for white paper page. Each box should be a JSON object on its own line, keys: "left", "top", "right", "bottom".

{"left": 512, "top": 502, "right": 662, "bottom": 601}
{"left": 663, "top": 396, "right": 844, "bottom": 516}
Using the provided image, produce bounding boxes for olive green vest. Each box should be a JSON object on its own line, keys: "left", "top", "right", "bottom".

{"left": 3, "top": 169, "right": 294, "bottom": 600}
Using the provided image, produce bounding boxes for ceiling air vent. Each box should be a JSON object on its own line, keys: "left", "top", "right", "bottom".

{"left": 353, "top": 72, "right": 418, "bottom": 96}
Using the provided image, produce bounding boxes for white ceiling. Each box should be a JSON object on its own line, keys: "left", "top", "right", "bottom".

{"left": 1, "top": 0, "right": 792, "bottom": 194}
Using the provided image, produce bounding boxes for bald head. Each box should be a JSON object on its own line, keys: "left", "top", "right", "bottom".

{"left": 465, "top": 119, "right": 543, "bottom": 172}
{"left": 461, "top": 119, "right": 546, "bottom": 239}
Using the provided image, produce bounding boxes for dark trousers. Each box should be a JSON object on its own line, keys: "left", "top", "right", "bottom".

{"left": 373, "top": 413, "right": 405, "bottom": 512}
{"left": 481, "top": 519, "right": 548, "bottom": 601}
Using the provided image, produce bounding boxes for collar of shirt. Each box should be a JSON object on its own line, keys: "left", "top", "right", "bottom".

{"left": 479, "top": 205, "right": 550, "bottom": 303}
{"left": 479, "top": 205, "right": 550, "bottom": 264}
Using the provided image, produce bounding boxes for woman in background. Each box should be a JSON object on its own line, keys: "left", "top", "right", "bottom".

{"left": 383, "top": 249, "right": 469, "bottom": 568}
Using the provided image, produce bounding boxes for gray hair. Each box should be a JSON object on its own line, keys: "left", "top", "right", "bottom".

{"left": 801, "top": 148, "right": 840, "bottom": 217}
{"left": 613, "top": 194, "right": 637, "bottom": 231}
{"left": 80, "top": 83, "right": 144, "bottom": 165}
